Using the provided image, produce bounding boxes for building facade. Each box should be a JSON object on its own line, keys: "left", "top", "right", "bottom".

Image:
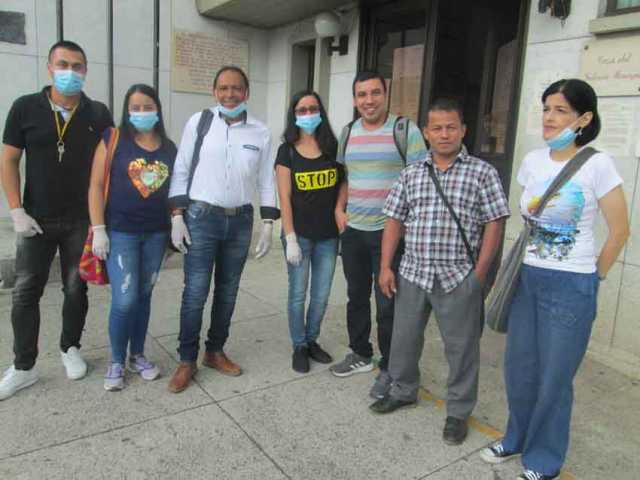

{"left": 1, "top": 0, "right": 639, "bottom": 376}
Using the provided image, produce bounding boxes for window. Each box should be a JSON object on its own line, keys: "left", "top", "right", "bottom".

{"left": 607, "top": 0, "right": 640, "bottom": 15}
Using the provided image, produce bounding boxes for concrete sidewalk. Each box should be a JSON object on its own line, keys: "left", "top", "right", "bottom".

{"left": 0, "top": 244, "right": 638, "bottom": 479}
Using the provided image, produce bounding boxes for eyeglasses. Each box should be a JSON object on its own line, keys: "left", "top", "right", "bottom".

{"left": 294, "top": 105, "right": 320, "bottom": 115}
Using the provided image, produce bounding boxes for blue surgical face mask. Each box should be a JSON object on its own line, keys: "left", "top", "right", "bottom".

{"left": 295, "top": 113, "right": 322, "bottom": 135}
{"left": 129, "top": 111, "right": 159, "bottom": 132}
{"left": 53, "top": 69, "right": 85, "bottom": 96}
{"left": 218, "top": 101, "right": 247, "bottom": 118}
{"left": 545, "top": 126, "right": 580, "bottom": 151}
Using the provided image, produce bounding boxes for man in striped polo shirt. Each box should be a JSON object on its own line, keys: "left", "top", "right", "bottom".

{"left": 330, "top": 71, "right": 427, "bottom": 401}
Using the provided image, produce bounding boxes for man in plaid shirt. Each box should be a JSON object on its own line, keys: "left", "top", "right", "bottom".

{"left": 369, "top": 98, "right": 510, "bottom": 446}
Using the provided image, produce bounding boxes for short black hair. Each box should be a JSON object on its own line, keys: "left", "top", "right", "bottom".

{"left": 282, "top": 90, "right": 337, "bottom": 157}
{"left": 425, "top": 97, "right": 465, "bottom": 124}
{"left": 119, "top": 84, "right": 171, "bottom": 147}
{"left": 352, "top": 71, "right": 387, "bottom": 97}
{"left": 48, "top": 40, "right": 87, "bottom": 64}
{"left": 213, "top": 65, "right": 249, "bottom": 90}
{"left": 542, "top": 78, "right": 601, "bottom": 146}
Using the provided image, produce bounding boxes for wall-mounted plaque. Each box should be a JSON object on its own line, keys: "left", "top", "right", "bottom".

{"left": 171, "top": 30, "right": 249, "bottom": 95}
{"left": 580, "top": 36, "right": 640, "bottom": 97}
{"left": 0, "top": 11, "right": 26, "bottom": 45}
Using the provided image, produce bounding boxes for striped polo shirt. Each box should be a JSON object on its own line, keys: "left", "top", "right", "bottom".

{"left": 338, "top": 114, "right": 427, "bottom": 231}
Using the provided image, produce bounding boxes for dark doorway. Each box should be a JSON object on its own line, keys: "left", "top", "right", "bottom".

{"left": 360, "top": 0, "right": 528, "bottom": 191}
{"left": 430, "top": 0, "right": 523, "bottom": 185}
{"left": 291, "top": 40, "right": 316, "bottom": 97}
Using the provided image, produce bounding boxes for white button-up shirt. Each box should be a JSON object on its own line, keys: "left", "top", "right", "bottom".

{"left": 169, "top": 106, "right": 276, "bottom": 214}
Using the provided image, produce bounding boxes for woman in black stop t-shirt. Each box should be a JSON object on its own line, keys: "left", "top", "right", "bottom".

{"left": 275, "top": 90, "right": 343, "bottom": 374}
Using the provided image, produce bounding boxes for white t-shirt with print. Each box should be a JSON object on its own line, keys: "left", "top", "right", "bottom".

{"left": 517, "top": 147, "right": 622, "bottom": 273}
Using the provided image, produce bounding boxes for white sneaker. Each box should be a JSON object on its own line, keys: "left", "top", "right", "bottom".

{"left": 61, "top": 346, "right": 87, "bottom": 380}
{"left": 0, "top": 366, "right": 38, "bottom": 400}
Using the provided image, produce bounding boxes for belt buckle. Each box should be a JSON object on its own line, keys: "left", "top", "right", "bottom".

{"left": 224, "top": 207, "right": 238, "bottom": 216}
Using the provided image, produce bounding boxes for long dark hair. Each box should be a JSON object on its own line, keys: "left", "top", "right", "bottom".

{"left": 119, "top": 84, "right": 170, "bottom": 147}
{"left": 282, "top": 90, "right": 337, "bottom": 157}
{"left": 542, "top": 79, "right": 601, "bottom": 146}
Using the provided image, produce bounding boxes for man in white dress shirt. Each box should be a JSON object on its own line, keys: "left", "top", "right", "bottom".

{"left": 167, "top": 66, "right": 279, "bottom": 393}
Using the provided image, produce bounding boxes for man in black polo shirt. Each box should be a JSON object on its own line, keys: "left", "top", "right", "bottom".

{"left": 0, "top": 40, "right": 113, "bottom": 400}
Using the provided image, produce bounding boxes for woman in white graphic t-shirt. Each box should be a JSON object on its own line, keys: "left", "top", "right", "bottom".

{"left": 479, "top": 79, "right": 630, "bottom": 480}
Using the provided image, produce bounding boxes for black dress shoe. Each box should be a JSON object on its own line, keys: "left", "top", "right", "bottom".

{"left": 292, "top": 346, "right": 310, "bottom": 373}
{"left": 369, "top": 394, "right": 417, "bottom": 414}
{"left": 442, "top": 416, "right": 468, "bottom": 445}
{"left": 307, "top": 341, "right": 333, "bottom": 364}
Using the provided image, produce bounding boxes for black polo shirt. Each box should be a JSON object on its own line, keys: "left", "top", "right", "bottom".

{"left": 2, "top": 86, "right": 114, "bottom": 220}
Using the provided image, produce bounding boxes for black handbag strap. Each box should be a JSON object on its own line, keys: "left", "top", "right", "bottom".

{"left": 531, "top": 146, "right": 597, "bottom": 217}
{"left": 426, "top": 163, "right": 476, "bottom": 267}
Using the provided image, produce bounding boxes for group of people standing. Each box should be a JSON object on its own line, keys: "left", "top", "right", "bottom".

{"left": 0, "top": 40, "right": 630, "bottom": 480}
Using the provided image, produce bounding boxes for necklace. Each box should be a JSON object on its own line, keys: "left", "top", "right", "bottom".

{"left": 48, "top": 96, "right": 79, "bottom": 162}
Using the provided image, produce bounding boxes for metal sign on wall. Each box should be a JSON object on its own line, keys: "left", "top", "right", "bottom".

{"left": 580, "top": 36, "right": 640, "bottom": 97}
{"left": 171, "top": 30, "right": 249, "bottom": 95}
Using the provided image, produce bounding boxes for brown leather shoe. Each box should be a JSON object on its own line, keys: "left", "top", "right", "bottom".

{"left": 168, "top": 362, "right": 197, "bottom": 393}
{"left": 202, "top": 351, "right": 242, "bottom": 376}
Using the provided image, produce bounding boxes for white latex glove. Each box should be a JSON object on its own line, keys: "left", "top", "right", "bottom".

{"left": 254, "top": 221, "right": 273, "bottom": 259}
{"left": 285, "top": 232, "right": 302, "bottom": 266}
{"left": 171, "top": 214, "right": 191, "bottom": 254}
{"left": 9, "top": 208, "right": 43, "bottom": 237}
{"left": 91, "top": 225, "right": 110, "bottom": 260}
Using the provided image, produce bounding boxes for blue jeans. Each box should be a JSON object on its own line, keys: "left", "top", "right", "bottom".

{"left": 105, "top": 230, "right": 168, "bottom": 364}
{"left": 502, "top": 264, "right": 599, "bottom": 476}
{"left": 177, "top": 203, "right": 253, "bottom": 362}
{"left": 282, "top": 235, "right": 338, "bottom": 348}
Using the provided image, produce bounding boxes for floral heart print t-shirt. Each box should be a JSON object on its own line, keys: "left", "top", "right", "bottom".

{"left": 517, "top": 147, "right": 622, "bottom": 273}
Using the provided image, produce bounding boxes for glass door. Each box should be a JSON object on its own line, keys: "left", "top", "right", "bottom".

{"left": 360, "top": 0, "right": 429, "bottom": 124}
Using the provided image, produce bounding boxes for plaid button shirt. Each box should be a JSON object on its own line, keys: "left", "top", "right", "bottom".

{"left": 383, "top": 146, "right": 510, "bottom": 293}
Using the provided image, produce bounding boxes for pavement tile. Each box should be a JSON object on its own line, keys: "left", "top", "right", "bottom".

{"left": 0, "top": 404, "right": 287, "bottom": 480}
{"left": 568, "top": 382, "right": 640, "bottom": 479}
{"left": 147, "top": 284, "right": 281, "bottom": 338}
{"left": 0, "top": 340, "right": 211, "bottom": 459}
{"left": 220, "top": 372, "right": 492, "bottom": 480}
{"left": 155, "top": 312, "right": 345, "bottom": 401}
{"left": 0, "top": 296, "right": 113, "bottom": 367}
{"left": 418, "top": 454, "right": 523, "bottom": 480}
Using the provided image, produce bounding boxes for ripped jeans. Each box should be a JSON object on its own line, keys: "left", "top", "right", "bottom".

{"left": 105, "top": 230, "right": 168, "bottom": 364}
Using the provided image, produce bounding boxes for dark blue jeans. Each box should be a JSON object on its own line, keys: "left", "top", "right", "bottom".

{"left": 340, "top": 227, "right": 403, "bottom": 371}
{"left": 105, "top": 230, "right": 168, "bottom": 364}
{"left": 281, "top": 234, "right": 338, "bottom": 348}
{"left": 177, "top": 203, "right": 253, "bottom": 362}
{"left": 11, "top": 216, "right": 88, "bottom": 370}
{"left": 502, "top": 264, "right": 599, "bottom": 476}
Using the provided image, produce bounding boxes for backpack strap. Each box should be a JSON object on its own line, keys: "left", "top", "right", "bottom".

{"left": 426, "top": 162, "right": 476, "bottom": 267}
{"left": 338, "top": 120, "right": 356, "bottom": 163}
{"left": 103, "top": 127, "right": 120, "bottom": 202}
{"left": 392, "top": 116, "right": 410, "bottom": 167}
{"left": 185, "top": 109, "right": 214, "bottom": 196}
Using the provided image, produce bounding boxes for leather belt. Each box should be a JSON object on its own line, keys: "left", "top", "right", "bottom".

{"left": 191, "top": 201, "right": 252, "bottom": 216}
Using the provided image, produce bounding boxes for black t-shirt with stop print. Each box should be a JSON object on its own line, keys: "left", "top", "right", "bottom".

{"left": 275, "top": 143, "right": 344, "bottom": 240}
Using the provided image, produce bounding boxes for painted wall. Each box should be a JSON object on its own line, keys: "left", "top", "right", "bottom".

{"left": 0, "top": 0, "right": 269, "bottom": 218}
{"left": 509, "top": 0, "right": 640, "bottom": 377}
{"left": 264, "top": 12, "right": 360, "bottom": 151}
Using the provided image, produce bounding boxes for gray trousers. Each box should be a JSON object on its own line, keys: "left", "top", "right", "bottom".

{"left": 388, "top": 272, "right": 483, "bottom": 419}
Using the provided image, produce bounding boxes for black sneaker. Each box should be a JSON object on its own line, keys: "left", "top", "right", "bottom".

{"left": 517, "top": 470, "right": 558, "bottom": 480}
{"left": 442, "top": 416, "right": 468, "bottom": 445}
{"left": 292, "top": 346, "right": 310, "bottom": 373}
{"left": 307, "top": 341, "right": 333, "bottom": 364}
{"left": 479, "top": 441, "right": 519, "bottom": 464}
{"left": 369, "top": 394, "right": 417, "bottom": 414}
